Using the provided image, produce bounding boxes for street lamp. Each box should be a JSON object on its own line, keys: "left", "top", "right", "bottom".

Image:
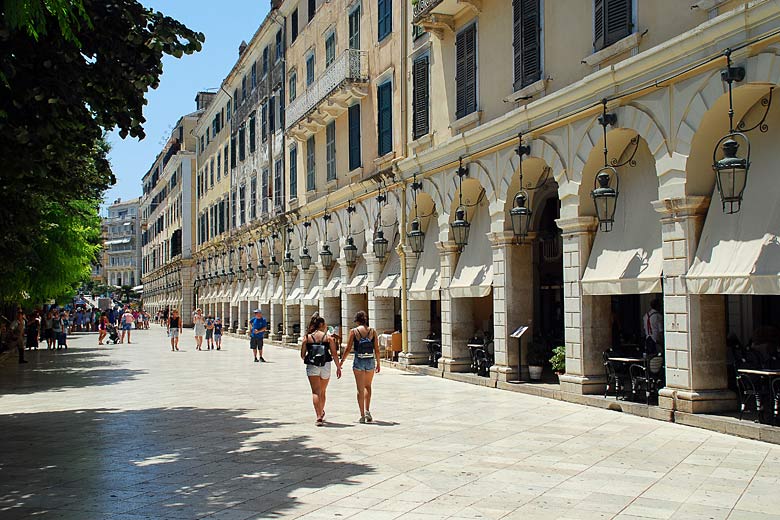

{"left": 450, "top": 158, "right": 470, "bottom": 252}
{"left": 407, "top": 176, "right": 426, "bottom": 256}
{"left": 300, "top": 221, "right": 313, "bottom": 271}
{"left": 591, "top": 99, "right": 621, "bottom": 232}
{"left": 320, "top": 212, "right": 334, "bottom": 269}
{"left": 345, "top": 203, "right": 358, "bottom": 267}
{"left": 373, "top": 191, "right": 389, "bottom": 261}
{"left": 509, "top": 134, "right": 536, "bottom": 241}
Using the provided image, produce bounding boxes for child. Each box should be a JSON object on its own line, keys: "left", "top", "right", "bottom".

{"left": 214, "top": 317, "right": 223, "bottom": 351}
{"left": 205, "top": 315, "right": 215, "bottom": 350}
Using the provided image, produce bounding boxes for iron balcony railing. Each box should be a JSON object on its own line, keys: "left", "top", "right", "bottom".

{"left": 285, "top": 49, "right": 368, "bottom": 130}
{"left": 412, "top": 0, "right": 443, "bottom": 23}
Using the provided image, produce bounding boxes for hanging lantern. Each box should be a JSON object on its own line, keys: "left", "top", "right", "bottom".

{"left": 591, "top": 167, "right": 619, "bottom": 232}
{"left": 283, "top": 251, "right": 295, "bottom": 273}
{"left": 257, "top": 258, "right": 268, "bottom": 278}
{"left": 713, "top": 134, "right": 750, "bottom": 214}
{"left": 344, "top": 236, "right": 358, "bottom": 267}
{"left": 268, "top": 256, "right": 280, "bottom": 276}
{"left": 408, "top": 218, "right": 425, "bottom": 256}
{"left": 300, "top": 248, "right": 312, "bottom": 271}
{"left": 510, "top": 191, "right": 532, "bottom": 240}
{"left": 320, "top": 244, "right": 334, "bottom": 269}
{"left": 373, "top": 230, "right": 389, "bottom": 261}
{"left": 450, "top": 207, "right": 470, "bottom": 252}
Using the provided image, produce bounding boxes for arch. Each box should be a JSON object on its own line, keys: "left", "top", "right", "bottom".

{"left": 405, "top": 177, "right": 444, "bottom": 214}
{"left": 442, "top": 160, "right": 497, "bottom": 211}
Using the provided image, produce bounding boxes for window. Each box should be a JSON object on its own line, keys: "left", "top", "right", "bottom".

{"left": 261, "top": 103, "right": 268, "bottom": 142}
{"left": 348, "top": 103, "right": 361, "bottom": 170}
{"left": 249, "top": 113, "right": 256, "bottom": 153}
{"left": 275, "top": 30, "right": 283, "bottom": 61}
{"left": 231, "top": 189, "right": 237, "bottom": 229}
{"left": 238, "top": 125, "right": 246, "bottom": 161}
{"left": 251, "top": 62, "right": 257, "bottom": 88}
{"left": 596, "top": 0, "right": 633, "bottom": 51}
{"left": 233, "top": 89, "right": 238, "bottom": 110}
{"left": 291, "top": 9, "right": 298, "bottom": 42}
{"left": 196, "top": 171, "right": 201, "bottom": 199}
{"left": 289, "top": 145, "right": 298, "bottom": 199}
{"left": 223, "top": 144, "right": 229, "bottom": 174}
{"left": 325, "top": 32, "right": 335, "bottom": 68}
{"left": 306, "top": 53, "right": 315, "bottom": 86}
{"left": 216, "top": 151, "right": 221, "bottom": 181}
{"left": 274, "top": 158, "right": 284, "bottom": 210}
{"left": 230, "top": 137, "right": 236, "bottom": 168}
{"left": 289, "top": 72, "right": 297, "bottom": 102}
{"left": 269, "top": 96, "right": 276, "bottom": 133}
{"left": 218, "top": 199, "right": 225, "bottom": 234}
{"left": 241, "top": 75, "right": 247, "bottom": 101}
{"left": 239, "top": 184, "right": 246, "bottom": 225}
{"left": 308, "top": 0, "right": 316, "bottom": 22}
{"left": 250, "top": 176, "right": 257, "bottom": 220}
{"left": 262, "top": 168, "right": 269, "bottom": 214}
{"left": 377, "top": 81, "right": 392, "bottom": 156}
{"left": 455, "top": 23, "right": 477, "bottom": 120}
{"left": 306, "top": 136, "right": 316, "bottom": 192}
{"left": 377, "top": 0, "right": 391, "bottom": 42}
{"left": 326, "top": 121, "right": 336, "bottom": 181}
{"left": 262, "top": 46, "right": 269, "bottom": 76}
{"left": 227, "top": 100, "right": 232, "bottom": 120}
{"left": 210, "top": 158, "right": 215, "bottom": 187}
{"left": 349, "top": 5, "right": 361, "bottom": 50}
{"left": 412, "top": 55, "right": 429, "bottom": 139}
{"left": 412, "top": 24, "right": 425, "bottom": 40}
{"left": 513, "top": 0, "right": 541, "bottom": 90}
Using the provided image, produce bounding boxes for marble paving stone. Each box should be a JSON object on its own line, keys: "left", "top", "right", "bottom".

{"left": 1, "top": 328, "right": 780, "bottom": 519}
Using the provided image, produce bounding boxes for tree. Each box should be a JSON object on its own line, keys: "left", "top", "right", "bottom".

{"left": 0, "top": 0, "right": 204, "bottom": 304}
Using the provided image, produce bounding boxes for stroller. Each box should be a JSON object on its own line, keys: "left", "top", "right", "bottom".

{"left": 106, "top": 324, "right": 120, "bottom": 344}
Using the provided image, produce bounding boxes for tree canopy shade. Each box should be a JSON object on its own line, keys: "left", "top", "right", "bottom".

{"left": 0, "top": 0, "right": 204, "bottom": 304}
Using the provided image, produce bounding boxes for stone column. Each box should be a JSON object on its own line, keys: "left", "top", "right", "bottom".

{"left": 282, "top": 270, "right": 298, "bottom": 344}
{"left": 439, "top": 240, "right": 471, "bottom": 373}
{"left": 366, "top": 252, "right": 394, "bottom": 334}
{"left": 489, "top": 231, "right": 534, "bottom": 382}
{"left": 270, "top": 276, "right": 283, "bottom": 341}
{"left": 238, "top": 299, "right": 248, "bottom": 334}
{"left": 555, "top": 217, "right": 609, "bottom": 395}
{"left": 180, "top": 259, "right": 194, "bottom": 327}
{"left": 653, "top": 197, "right": 734, "bottom": 413}
{"left": 299, "top": 265, "right": 317, "bottom": 333}
{"left": 398, "top": 244, "right": 429, "bottom": 366}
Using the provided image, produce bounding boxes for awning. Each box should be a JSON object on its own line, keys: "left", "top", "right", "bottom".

{"left": 219, "top": 284, "right": 231, "bottom": 301}
{"left": 287, "top": 273, "right": 302, "bottom": 304}
{"left": 231, "top": 281, "right": 244, "bottom": 305}
{"left": 241, "top": 281, "right": 252, "bottom": 299}
{"left": 686, "top": 148, "right": 780, "bottom": 294}
{"left": 131, "top": 284, "right": 143, "bottom": 292}
{"left": 449, "top": 205, "right": 493, "bottom": 298}
{"left": 251, "top": 278, "right": 263, "bottom": 299}
{"left": 374, "top": 244, "right": 401, "bottom": 298}
{"left": 344, "top": 256, "right": 368, "bottom": 294}
{"left": 260, "top": 276, "right": 272, "bottom": 302}
{"left": 105, "top": 238, "right": 131, "bottom": 246}
{"left": 409, "top": 223, "right": 441, "bottom": 300}
{"left": 581, "top": 162, "right": 663, "bottom": 295}
{"left": 323, "top": 265, "right": 342, "bottom": 298}
{"left": 302, "top": 274, "right": 320, "bottom": 306}
{"left": 271, "top": 279, "right": 284, "bottom": 304}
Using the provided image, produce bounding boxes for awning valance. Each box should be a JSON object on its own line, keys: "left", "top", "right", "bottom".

{"left": 105, "top": 238, "right": 131, "bottom": 246}
{"left": 686, "top": 144, "right": 780, "bottom": 294}
{"left": 409, "top": 224, "right": 441, "bottom": 300}
{"left": 344, "top": 256, "right": 368, "bottom": 294}
{"left": 374, "top": 245, "right": 401, "bottom": 298}
{"left": 449, "top": 205, "right": 493, "bottom": 299}
{"left": 323, "top": 265, "right": 342, "bottom": 298}
{"left": 581, "top": 160, "right": 663, "bottom": 295}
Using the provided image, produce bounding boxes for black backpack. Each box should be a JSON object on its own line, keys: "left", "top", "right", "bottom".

{"left": 304, "top": 334, "right": 331, "bottom": 366}
{"left": 354, "top": 328, "right": 375, "bottom": 358}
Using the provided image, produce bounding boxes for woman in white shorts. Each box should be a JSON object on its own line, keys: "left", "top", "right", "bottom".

{"left": 167, "top": 310, "right": 182, "bottom": 351}
{"left": 192, "top": 308, "right": 206, "bottom": 350}
{"left": 300, "top": 313, "right": 341, "bottom": 425}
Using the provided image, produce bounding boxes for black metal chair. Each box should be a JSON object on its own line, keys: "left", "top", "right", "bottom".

{"left": 629, "top": 354, "right": 664, "bottom": 405}
{"left": 603, "top": 351, "right": 629, "bottom": 400}
{"left": 468, "top": 336, "right": 494, "bottom": 377}
{"left": 736, "top": 372, "right": 765, "bottom": 422}
{"left": 771, "top": 377, "right": 780, "bottom": 426}
{"left": 425, "top": 333, "right": 441, "bottom": 368}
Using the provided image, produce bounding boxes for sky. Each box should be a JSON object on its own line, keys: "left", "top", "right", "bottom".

{"left": 104, "top": 0, "right": 269, "bottom": 210}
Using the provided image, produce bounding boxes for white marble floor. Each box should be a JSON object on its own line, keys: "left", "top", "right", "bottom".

{"left": 1, "top": 326, "right": 779, "bottom": 519}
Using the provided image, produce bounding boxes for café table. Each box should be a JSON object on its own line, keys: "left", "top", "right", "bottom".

{"left": 736, "top": 368, "right": 780, "bottom": 424}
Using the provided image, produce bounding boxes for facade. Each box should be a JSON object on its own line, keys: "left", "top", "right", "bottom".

{"left": 103, "top": 197, "right": 141, "bottom": 288}
{"left": 140, "top": 112, "right": 198, "bottom": 323}
{"left": 188, "top": 0, "right": 780, "bottom": 419}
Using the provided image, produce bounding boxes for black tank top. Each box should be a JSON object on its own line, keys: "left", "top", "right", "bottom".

{"left": 169, "top": 317, "right": 180, "bottom": 328}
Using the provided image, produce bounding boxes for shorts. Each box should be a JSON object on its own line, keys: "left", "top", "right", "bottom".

{"left": 169, "top": 329, "right": 180, "bottom": 338}
{"left": 250, "top": 336, "right": 264, "bottom": 350}
{"left": 306, "top": 362, "right": 332, "bottom": 379}
{"left": 214, "top": 334, "right": 222, "bottom": 342}
{"left": 353, "top": 356, "right": 376, "bottom": 372}
{"left": 122, "top": 323, "right": 131, "bottom": 331}
{"left": 205, "top": 329, "right": 214, "bottom": 339}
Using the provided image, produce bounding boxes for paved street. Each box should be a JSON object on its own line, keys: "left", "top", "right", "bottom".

{"left": 1, "top": 327, "right": 779, "bottom": 520}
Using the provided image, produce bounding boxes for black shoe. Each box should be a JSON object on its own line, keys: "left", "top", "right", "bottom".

{"left": 259, "top": 357, "right": 266, "bottom": 363}
{"left": 254, "top": 358, "right": 259, "bottom": 362}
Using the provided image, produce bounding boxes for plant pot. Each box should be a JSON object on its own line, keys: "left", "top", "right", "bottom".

{"left": 528, "top": 365, "right": 543, "bottom": 381}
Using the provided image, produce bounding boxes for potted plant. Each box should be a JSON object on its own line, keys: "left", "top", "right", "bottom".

{"left": 527, "top": 340, "right": 548, "bottom": 381}
{"left": 550, "top": 345, "right": 566, "bottom": 376}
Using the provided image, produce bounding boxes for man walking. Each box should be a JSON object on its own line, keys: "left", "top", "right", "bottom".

{"left": 120, "top": 307, "right": 135, "bottom": 344}
{"left": 10, "top": 310, "right": 27, "bottom": 364}
{"left": 249, "top": 309, "right": 268, "bottom": 363}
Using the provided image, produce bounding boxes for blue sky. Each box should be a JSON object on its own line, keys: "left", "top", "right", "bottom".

{"left": 104, "top": 0, "right": 269, "bottom": 210}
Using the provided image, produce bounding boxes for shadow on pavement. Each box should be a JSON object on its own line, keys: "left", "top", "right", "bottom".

{"left": 0, "top": 407, "right": 374, "bottom": 518}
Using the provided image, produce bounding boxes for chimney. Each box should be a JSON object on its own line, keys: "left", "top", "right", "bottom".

{"left": 239, "top": 40, "right": 248, "bottom": 56}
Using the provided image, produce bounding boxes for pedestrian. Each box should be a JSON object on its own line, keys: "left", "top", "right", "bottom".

{"left": 25, "top": 312, "right": 40, "bottom": 351}
{"left": 56, "top": 312, "right": 68, "bottom": 349}
{"left": 301, "top": 313, "right": 341, "bottom": 425}
{"left": 192, "top": 308, "right": 205, "bottom": 350}
{"left": 10, "top": 310, "right": 27, "bottom": 364}
{"left": 120, "top": 307, "right": 134, "bottom": 344}
{"left": 340, "top": 310, "right": 380, "bottom": 423}
{"left": 643, "top": 298, "right": 663, "bottom": 355}
{"left": 167, "top": 309, "right": 182, "bottom": 351}
{"left": 205, "top": 315, "right": 215, "bottom": 350}
{"left": 43, "top": 311, "right": 55, "bottom": 349}
{"left": 214, "top": 317, "right": 223, "bottom": 350}
{"left": 98, "top": 315, "right": 109, "bottom": 345}
{"left": 248, "top": 309, "right": 268, "bottom": 362}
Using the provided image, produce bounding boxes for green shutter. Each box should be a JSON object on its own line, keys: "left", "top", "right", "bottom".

{"left": 378, "top": 82, "right": 392, "bottom": 156}
{"left": 349, "top": 104, "right": 362, "bottom": 170}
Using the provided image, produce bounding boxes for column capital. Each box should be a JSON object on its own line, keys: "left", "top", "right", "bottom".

{"left": 436, "top": 240, "right": 459, "bottom": 254}
{"left": 488, "top": 230, "right": 537, "bottom": 247}
{"left": 555, "top": 216, "right": 598, "bottom": 235}
{"left": 652, "top": 196, "right": 710, "bottom": 218}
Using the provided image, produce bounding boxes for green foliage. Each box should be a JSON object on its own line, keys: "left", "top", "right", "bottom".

{"left": 3, "top": 0, "right": 90, "bottom": 43}
{"left": 550, "top": 345, "right": 566, "bottom": 373}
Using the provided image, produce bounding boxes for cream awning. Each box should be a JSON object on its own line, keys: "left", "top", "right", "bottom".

{"left": 250, "top": 278, "right": 263, "bottom": 299}
{"left": 409, "top": 224, "right": 441, "bottom": 300}
{"left": 374, "top": 245, "right": 401, "bottom": 298}
{"left": 323, "top": 264, "right": 342, "bottom": 298}
{"left": 219, "top": 284, "right": 231, "bottom": 301}
{"left": 231, "top": 281, "right": 244, "bottom": 305}
{"left": 686, "top": 148, "right": 780, "bottom": 294}
{"left": 302, "top": 274, "right": 321, "bottom": 306}
{"left": 271, "top": 279, "right": 285, "bottom": 304}
{"left": 287, "top": 272, "right": 302, "bottom": 304}
{"left": 581, "top": 160, "right": 663, "bottom": 295}
{"left": 344, "top": 256, "right": 368, "bottom": 294}
{"left": 260, "top": 276, "right": 272, "bottom": 302}
{"left": 449, "top": 205, "right": 493, "bottom": 299}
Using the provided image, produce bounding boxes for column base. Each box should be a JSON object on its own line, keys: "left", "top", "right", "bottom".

{"left": 238, "top": 328, "right": 246, "bottom": 335}
{"left": 397, "top": 351, "right": 430, "bottom": 367}
{"left": 271, "top": 333, "right": 283, "bottom": 342}
{"left": 558, "top": 373, "right": 607, "bottom": 395}
{"left": 282, "top": 335, "right": 298, "bottom": 345}
{"left": 490, "top": 364, "right": 529, "bottom": 383}
{"left": 658, "top": 387, "right": 737, "bottom": 414}
{"left": 440, "top": 357, "right": 472, "bottom": 373}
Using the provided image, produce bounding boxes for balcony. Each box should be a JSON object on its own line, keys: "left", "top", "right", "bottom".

{"left": 412, "top": 0, "right": 481, "bottom": 38}
{"left": 285, "top": 49, "right": 369, "bottom": 141}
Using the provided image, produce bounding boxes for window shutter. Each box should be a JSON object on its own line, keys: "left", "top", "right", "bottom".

{"left": 456, "top": 24, "right": 477, "bottom": 120}
{"left": 605, "top": 0, "right": 632, "bottom": 47}
{"left": 348, "top": 104, "right": 361, "bottom": 170}
{"left": 594, "top": 0, "right": 604, "bottom": 51}
{"left": 412, "top": 56, "right": 429, "bottom": 139}
{"left": 377, "top": 83, "right": 392, "bottom": 156}
{"left": 512, "top": 0, "right": 522, "bottom": 90}
{"left": 518, "top": 0, "right": 541, "bottom": 89}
